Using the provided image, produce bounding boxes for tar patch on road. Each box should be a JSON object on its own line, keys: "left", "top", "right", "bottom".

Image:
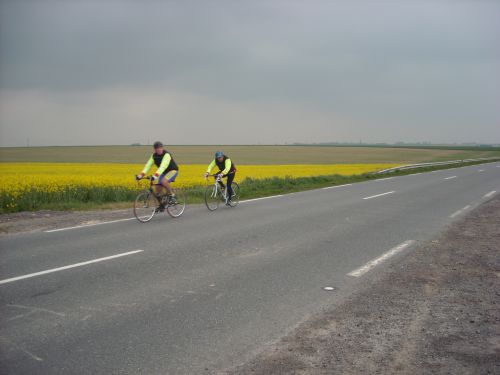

{"left": 229, "top": 197, "right": 500, "bottom": 375}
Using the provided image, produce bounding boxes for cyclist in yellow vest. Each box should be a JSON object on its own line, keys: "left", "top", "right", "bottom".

{"left": 204, "top": 151, "right": 237, "bottom": 205}
{"left": 137, "top": 141, "right": 179, "bottom": 207}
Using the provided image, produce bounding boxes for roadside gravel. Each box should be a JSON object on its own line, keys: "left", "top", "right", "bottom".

{"left": 0, "top": 208, "right": 133, "bottom": 236}
{"left": 229, "top": 196, "right": 500, "bottom": 375}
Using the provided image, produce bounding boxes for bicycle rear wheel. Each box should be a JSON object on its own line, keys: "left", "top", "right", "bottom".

{"left": 167, "top": 189, "right": 186, "bottom": 218}
{"left": 205, "top": 186, "right": 219, "bottom": 211}
{"left": 228, "top": 182, "right": 240, "bottom": 207}
{"left": 134, "top": 190, "right": 159, "bottom": 223}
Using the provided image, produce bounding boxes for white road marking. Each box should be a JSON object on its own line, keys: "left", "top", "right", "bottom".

{"left": 348, "top": 240, "right": 415, "bottom": 277}
{"left": 0, "top": 250, "right": 144, "bottom": 285}
{"left": 240, "top": 195, "right": 284, "bottom": 203}
{"left": 7, "top": 304, "right": 66, "bottom": 317}
{"left": 45, "top": 217, "right": 136, "bottom": 233}
{"left": 478, "top": 169, "right": 484, "bottom": 172}
{"left": 18, "top": 347, "right": 43, "bottom": 362}
{"left": 376, "top": 177, "right": 394, "bottom": 181}
{"left": 322, "top": 183, "right": 353, "bottom": 190}
{"left": 363, "top": 191, "right": 395, "bottom": 200}
{"left": 483, "top": 191, "right": 496, "bottom": 199}
{"left": 7, "top": 310, "right": 37, "bottom": 322}
{"left": 444, "top": 176, "right": 457, "bottom": 180}
{"left": 450, "top": 205, "right": 471, "bottom": 218}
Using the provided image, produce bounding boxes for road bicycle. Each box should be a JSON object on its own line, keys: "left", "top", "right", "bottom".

{"left": 133, "top": 176, "right": 186, "bottom": 222}
{"left": 205, "top": 174, "right": 240, "bottom": 211}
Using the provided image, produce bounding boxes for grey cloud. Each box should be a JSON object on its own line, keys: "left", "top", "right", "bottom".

{"left": 0, "top": 0, "right": 499, "bottom": 146}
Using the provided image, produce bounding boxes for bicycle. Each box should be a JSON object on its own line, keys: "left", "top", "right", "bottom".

{"left": 133, "top": 176, "right": 186, "bottom": 222}
{"left": 205, "top": 174, "right": 240, "bottom": 211}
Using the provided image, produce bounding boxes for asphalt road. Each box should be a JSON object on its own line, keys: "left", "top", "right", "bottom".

{"left": 1, "top": 163, "right": 499, "bottom": 374}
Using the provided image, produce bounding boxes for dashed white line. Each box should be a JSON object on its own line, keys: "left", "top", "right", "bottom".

{"left": 376, "top": 177, "right": 394, "bottom": 181}
{"left": 348, "top": 240, "right": 415, "bottom": 277}
{"left": 450, "top": 205, "right": 471, "bottom": 218}
{"left": 0, "top": 250, "right": 144, "bottom": 285}
{"left": 363, "top": 191, "right": 395, "bottom": 200}
{"left": 478, "top": 169, "right": 484, "bottom": 172}
{"left": 45, "top": 217, "right": 136, "bottom": 233}
{"left": 444, "top": 176, "right": 457, "bottom": 180}
{"left": 483, "top": 191, "right": 496, "bottom": 199}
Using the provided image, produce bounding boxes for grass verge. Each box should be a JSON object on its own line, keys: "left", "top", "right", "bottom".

{"left": 1, "top": 159, "right": 498, "bottom": 214}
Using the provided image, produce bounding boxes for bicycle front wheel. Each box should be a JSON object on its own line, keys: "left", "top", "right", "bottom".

{"left": 205, "top": 186, "right": 219, "bottom": 211}
{"left": 134, "top": 190, "right": 159, "bottom": 223}
{"left": 167, "top": 189, "right": 186, "bottom": 218}
{"left": 228, "top": 182, "right": 240, "bottom": 207}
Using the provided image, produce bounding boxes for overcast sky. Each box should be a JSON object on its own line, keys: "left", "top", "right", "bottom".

{"left": 0, "top": 0, "right": 499, "bottom": 146}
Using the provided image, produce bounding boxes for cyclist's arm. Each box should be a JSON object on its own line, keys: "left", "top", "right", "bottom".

{"left": 155, "top": 153, "right": 172, "bottom": 176}
{"left": 206, "top": 159, "right": 216, "bottom": 174}
{"left": 141, "top": 156, "right": 154, "bottom": 175}
{"left": 222, "top": 158, "right": 232, "bottom": 175}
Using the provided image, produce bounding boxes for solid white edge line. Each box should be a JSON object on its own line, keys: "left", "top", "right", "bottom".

{"left": 348, "top": 240, "right": 415, "bottom": 277}
{"left": 450, "top": 205, "right": 471, "bottom": 218}
{"left": 240, "top": 195, "right": 284, "bottom": 203}
{"left": 376, "top": 177, "right": 394, "bottom": 181}
{"left": 363, "top": 191, "right": 395, "bottom": 200}
{"left": 483, "top": 190, "right": 497, "bottom": 199}
{"left": 322, "top": 183, "right": 353, "bottom": 190}
{"left": 444, "top": 176, "right": 457, "bottom": 180}
{"left": 45, "top": 217, "right": 137, "bottom": 233}
{"left": 0, "top": 250, "right": 144, "bottom": 285}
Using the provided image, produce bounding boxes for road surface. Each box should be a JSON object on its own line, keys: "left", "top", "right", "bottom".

{"left": 1, "top": 162, "right": 499, "bottom": 374}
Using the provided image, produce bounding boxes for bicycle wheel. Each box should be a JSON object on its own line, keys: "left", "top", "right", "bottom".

{"left": 167, "top": 189, "right": 186, "bottom": 218}
{"left": 134, "top": 190, "right": 159, "bottom": 223}
{"left": 205, "top": 185, "right": 219, "bottom": 211}
{"left": 228, "top": 182, "right": 240, "bottom": 207}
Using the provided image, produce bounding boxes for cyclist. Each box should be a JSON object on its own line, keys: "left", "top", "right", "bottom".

{"left": 205, "top": 151, "right": 237, "bottom": 205}
{"left": 136, "top": 141, "right": 179, "bottom": 209}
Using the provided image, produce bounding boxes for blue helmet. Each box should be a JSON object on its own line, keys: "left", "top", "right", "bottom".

{"left": 215, "top": 151, "right": 224, "bottom": 158}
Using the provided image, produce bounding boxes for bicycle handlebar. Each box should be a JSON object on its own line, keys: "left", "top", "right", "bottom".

{"left": 136, "top": 175, "right": 156, "bottom": 182}
{"left": 207, "top": 171, "right": 235, "bottom": 177}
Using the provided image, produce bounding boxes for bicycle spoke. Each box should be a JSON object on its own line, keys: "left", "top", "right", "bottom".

{"left": 167, "top": 189, "right": 186, "bottom": 218}
{"left": 205, "top": 185, "right": 219, "bottom": 211}
{"left": 228, "top": 183, "right": 240, "bottom": 207}
{"left": 133, "top": 191, "right": 158, "bottom": 222}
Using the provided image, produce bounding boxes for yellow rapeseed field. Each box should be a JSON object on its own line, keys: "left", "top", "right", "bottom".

{"left": 0, "top": 163, "right": 398, "bottom": 212}
{"left": 0, "top": 162, "right": 397, "bottom": 189}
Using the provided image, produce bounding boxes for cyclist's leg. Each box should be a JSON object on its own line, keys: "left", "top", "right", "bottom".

{"left": 226, "top": 173, "right": 235, "bottom": 198}
{"left": 160, "top": 170, "right": 178, "bottom": 196}
{"left": 154, "top": 182, "right": 163, "bottom": 197}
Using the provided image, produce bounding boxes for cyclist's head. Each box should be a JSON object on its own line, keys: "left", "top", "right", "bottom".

{"left": 153, "top": 141, "right": 164, "bottom": 153}
{"left": 215, "top": 151, "right": 224, "bottom": 160}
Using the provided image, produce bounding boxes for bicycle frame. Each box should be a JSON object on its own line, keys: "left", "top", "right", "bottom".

{"left": 208, "top": 174, "right": 228, "bottom": 201}
{"left": 137, "top": 176, "right": 169, "bottom": 202}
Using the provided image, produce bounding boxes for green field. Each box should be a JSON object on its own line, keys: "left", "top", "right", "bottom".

{"left": 1, "top": 145, "right": 499, "bottom": 165}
